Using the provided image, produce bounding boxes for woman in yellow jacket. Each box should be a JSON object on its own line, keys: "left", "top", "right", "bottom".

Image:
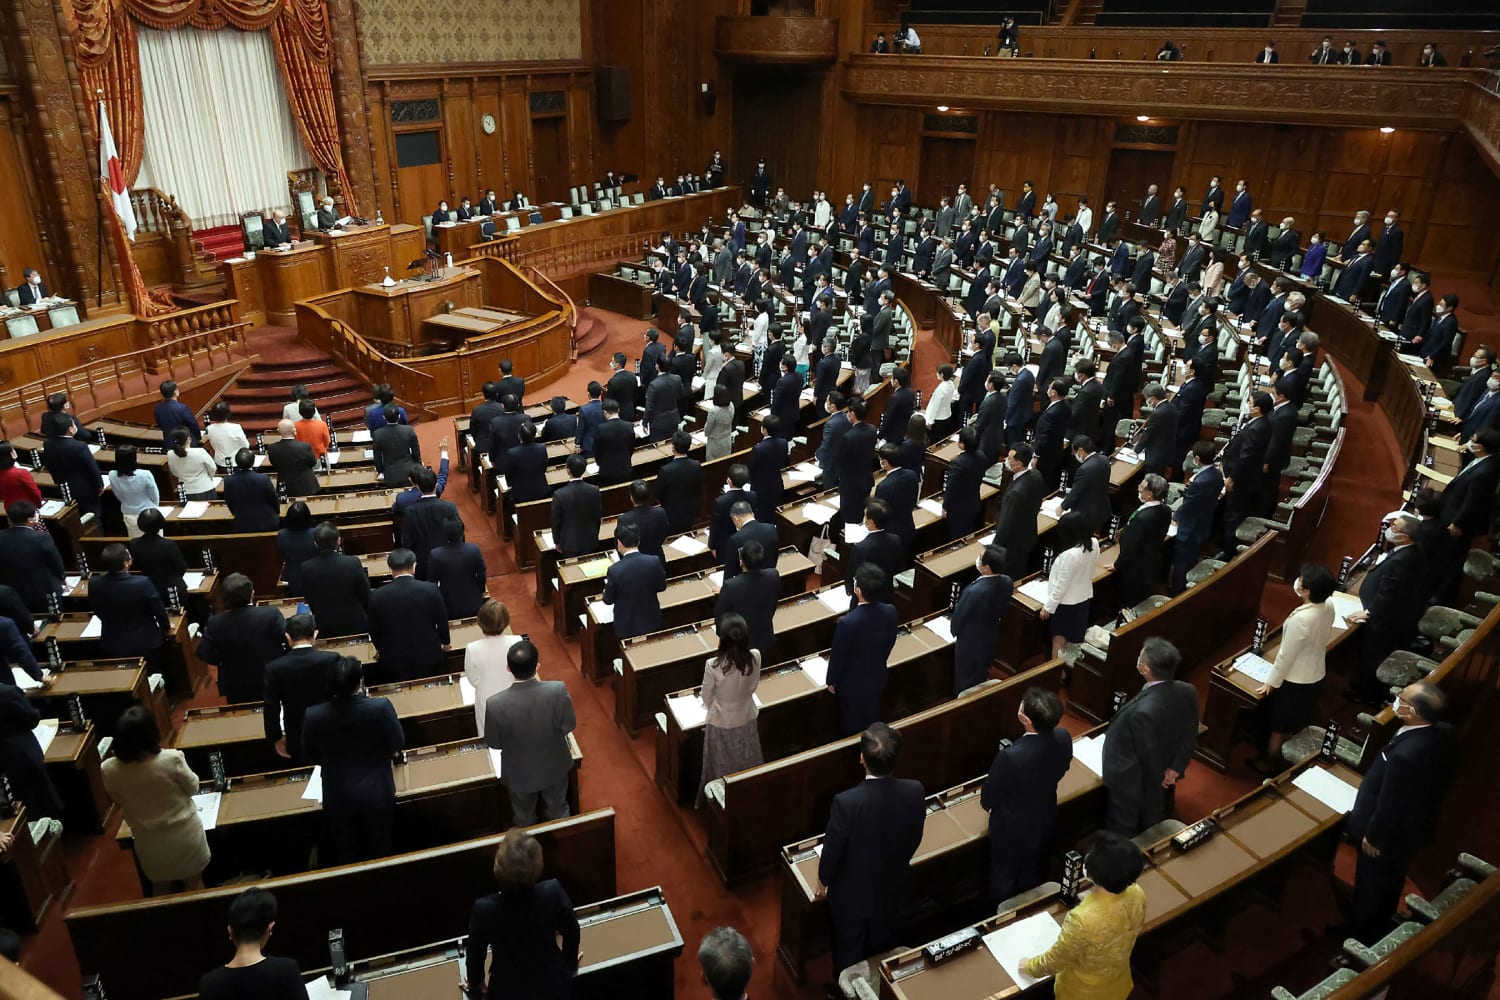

{"left": 1021, "top": 831, "right": 1147, "bottom": 1000}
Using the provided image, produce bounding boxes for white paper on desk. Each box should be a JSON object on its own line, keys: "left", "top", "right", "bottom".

{"left": 1017, "top": 578, "right": 1051, "bottom": 605}
{"left": 813, "top": 842, "right": 823, "bottom": 857}
{"left": 923, "top": 615, "right": 956, "bottom": 644}
{"left": 745, "top": 380, "right": 762, "bottom": 394}
{"left": 363, "top": 450, "right": 374, "bottom": 460}
{"left": 669, "top": 534, "right": 709, "bottom": 556}
{"left": 1073, "top": 733, "right": 1107, "bottom": 776}
{"left": 585, "top": 461, "right": 600, "bottom": 477}
{"left": 589, "top": 600, "right": 614, "bottom": 624}
{"left": 539, "top": 530, "right": 555, "bottom": 549}
{"left": 709, "top": 570, "right": 725, "bottom": 590}
{"left": 302, "top": 766, "right": 324, "bottom": 803}
{"left": 1040, "top": 497, "right": 1064, "bottom": 519}
{"left": 88, "top": 444, "right": 101, "bottom": 454}
{"left": 154, "top": 505, "right": 175, "bottom": 520}
{"left": 488, "top": 748, "right": 503, "bottom": 778}
{"left": 38, "top": 500, "right": 66, "bottom": 518}
{"left": 801, "top": 655, "right": 830, "bottom": 686}
{"left": 80, "top": 615, "right": 104, "bottom": 639}
{"left": 691, "top": 431, "right": 708, "bottom": 446}
{"left": 63, "top": 574, "right": 82, "bottom": 592}
{"left": 459, "top": 676, "right": 477, "bottom": 707}
{"left": 634, "top": 423, "right": 649, "bottom": 439}
{"left": 1292, "top": 765, "right": 1359, "bottom": 815}
{"left": 786, "top": 464, "right": 819, "bottom": 483}
{"left": 253, "top": 454, "right": 268, "bottom": 468}
{"left": 843, "top": 522, "right": 870, "bottom": 545}
{"left": 1115, "top": 447, "right": 1142, "bottom": 465}
{"left": 1232, "top": 652, "right": 1275, "bottom": 684}
{"left": 351, "top": 429, "right": 372, "bottom": 443}
{"left": 303, "top": 976, "right": 353, "bottom": 1000}
{"left": 193, "top": 791, "right": 222, "bottom": 831}
{"left": 178, "top": 502, "right": 209, "bottom": 519}
{"left": 982, "top": 910, "right": 1062, "bottom": 989}
{"left": 668, "top": 694, "right": 708, "bottom": 729}
{"left": 980, "top": 532, "right": 996, "bottom": 545}
{"left": 817, "top": 589, "right": 852, "bottom": 614}
{"left": 801, "top": 502, "right": 838, "bottom": 526}
{"left": 1328, "top": 591, "right": 1363, "bottom": 630}
{"left": 32, "top": 719, "right": 57, "bottom": 755}
{"left": 182, "top": 571, "right": 206, "bottom": 590}
{"left": 211, "top": 477, "right": 224, "bottom": 491}
{"left": 325, "top": 451, "right": 341, "bottom": 465}
{"left": 918, "top": 497, "right": 945, "bottom": 517}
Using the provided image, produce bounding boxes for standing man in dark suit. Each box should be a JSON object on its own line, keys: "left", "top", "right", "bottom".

{"left": 748, "top": 417, "right": 789, "bottom": 522}
{"left": 709, "top": 464, "right": 753, "bottom": 562}
{"left": 1103, "top": 316, "right": 1147, "bottom": 428}
{"left": 958, "top": 323, "right": 996, "bottom": 419}
{"left": 302, "top": 657, "right": 404, "bottom": 863}
{"left": 1263, "top": 380, "right": 1300, "bottom": 514}
{"left": 1343, "top": 682, "right": 1455, "bottom": 944}
{"left": 590, "top": 400, "right": 635, "bottom": 487}
{"left": 994, "top": 446, "right": 1044, "bottom": 578}
{"left": 89, "top": 544, "right": 170, "bottom": 673}
{"left": 1034, "top": 327, "right": 1067, "bottom": 405}
{"left": 722, "top": 501, "right": 778, "bottom": 583}
{"left": 768, "top": 359, "right": 802, "bottom": 440}
{"left": 944, "top": 428, "right": 987, "bottom": 540}
{"left": 981, "top": 687, "right": 1072, "bottom": 902}
{"left": 550, "top": 454, "right": 602, "bottom": 559}
{"left": 427, "top": 518, "right": 488, "bottom": 620}
{"left": 1163, "top": 187, "right": 1189, "bottom": 233}
{"left": 606, "top": 353, "right": 639, "bottom": 422}
{"left": 194, "top": 573, "right": 287, "bottom": 704}
{"left": 644, "top": 357, "right": 683, "bottom": 444}
{"left": 1346, "top": 515, "right": 1427, "bottom": 705}
{"left": 366, "top": 549, "right": 450, "bottom": 683}
{"left": 1069, "top": 359, "right": 1107, "bottom": 453}
{"left": 223, "top": 449, "right": 279, "bottom": 533}
{"left": 844, "top": 500, "right": 904, "bottom": 604}
{"left": 267, "top": 419, "right": 320, "bottom": 497}
{"left": 1061, "top": 436, "right": 1111, "bottom": 534}
{"left": 1003, "top": 354, "right": 1034, "bottom": 446}
{"left": 714, "top": 540, "right": 780, "bottom": 663}
{"left": 469, "top": 382, "right": 504, "bottom": 464}
{"left": 0, "top": 503, "right": 63, "bottom": 614}
{"left": 483, "top": 640, "right": 577, "bottom": 825}
{"left": 1033, "top": 379, "right": 1072, "bottom": 489}
{"left": 1450, "top": 347, "right": 1496, "bottom": 424}
{"left": 827, "top": 566, "right": 899, "bottom": 736}
{"left": 974, "top": 372, "right": 1008, "bottom": 464}
{"left": 1333, "top": 241, "right": 1376, "bottom": 301}
{"left": 1219, "top": 392, "right": 1273, "bottom": 556}
{"left": 1375, "top": 263, "right": 1411, "bottom": 330}
{"left": 602, "top": 522, "right": 667, "bottom": 640}
{"left": 1101, "top": 638, "right": 1198, "bottom": 834}
{"left": 1398, "top": 271, "right": 1433, "bottom": 351}
{"left": 399, "top": 465, "right": 460, "bottom": 578}
{"left": 1371, "top": 210, "right": 1404, "bottom": 276}
{"left": 873, "top": 444, "right": 919, "bottom": 555}
{"left": 654, "top": 432, "right": 702, "bottom": 534}
{"left": 952, "top": 544, "right": 1013, "bottom": 694}
{"left": 1114, "top": 474, "right": 1171, "bottom": 611}
{"left": 153, "top": 379, "right": 201, "bottom": 450}
{"left": 372, "top": 405, "right": 421, "bottom": 486}
{"left": 575, "top": 381, "right": 606, "bottom": 458}
{"left": 1201, "top": 176, "right": 1224, "bottom": 216}
{"left": 1134, "top": 383, "right": 1178, "bottom": 477}
{"left": 262, "top": 613, "right": 339, "bottom": 764}
{"left": 40, "top": 412, "right": 103, "bottom": 515}
{"left": 1434, "top": 429, "right": 1500, "bottom": 602}
{"left": 818, "top": 722, "right": 926, "bottom": 978}
{"left": 837, "top": 398, "right": 878, "bottom": 529}
{"left": 1170, "top": 442, "right": 1223, "bottom": 594}
{"left": 1227, "top": 179, "right": 1253, "bottom": 229}
{"left": 298, "top": 522, "right": 371, "bottom": 637}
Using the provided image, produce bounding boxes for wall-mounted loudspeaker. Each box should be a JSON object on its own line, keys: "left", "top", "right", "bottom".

{"left": 597, "top": 66, "right": 631, "bottom": 122}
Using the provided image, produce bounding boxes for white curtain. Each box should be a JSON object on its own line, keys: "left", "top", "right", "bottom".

{"left": 136, "top": 26, "right": 310, "bottom": 230}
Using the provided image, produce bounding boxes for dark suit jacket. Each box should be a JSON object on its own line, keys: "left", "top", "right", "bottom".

{"left": 1137, "top": 399, "right": 1178, "bottom": 473}
{"left": 995, "top": 468, "right": 1044, "bottom": 577}
{"left": 879, "top": 388, "right": 917, "bottom": 447}
{"left": 0, "top": 525, "right": 66, "bottom": 611}
{"left": 468, "top": 401, "right": 504, "bottom": 457}
{"left": 400, "top": 495, "right": 461, "bottom": 580}
{"left": 874, "top": 468, "right": 920, "bottom": 550}
{"left": 1347, "top": 723, "right": 1454, "bottom": 857}
{"left": 262, "top": 646, "right": 341, "bottom": 758}
{"left": 1032, "top": 400, "right": 1070, "bottom": 470}
{"left": 981, "top": 728, "right": 1073, "bottom": 837}
{"left": 427, "top": 541, "right": 488, "bottom": 620}
{"left": 1451, "top": 367, "right": 1493, "bottom": 422}
{"left": 464, "top": 880, "right": 580, "bottom": 1000}
{"left": 263, "top": 219, "right": 292, "bottom": 246}
{"left": 1221, "top": 415, "right": 1270, "bottom": 486}
{"left": 643, "top": 373, "right": 683, "bottom": 440}
{"left": 827, "top": 601, "right": 900, "bottom": 732}
{"left": 653, "top": 456, "right": 701, "bottom": 534}
{"left": 971, "top": 391, "right": 1005, "bottom": 464}
{"left": 1062, "top": 452, "right": 1111, "bottom": 532}
{"left": 714, "top": 567, "right": 780, "bottom": 658}
{"left": 952, "top": 572, "right": 1013, "bottom": 689}
{"left": 42, "top": 435, "right": 103, "bottom": 513}
{"left": 1102, "top": 336, "right": 1144, "bottom": 409}
{"left": 724, "top": 520, "right": 779, "bottom": 581}
{"left": 299, "top": 551, "right": 371, "bottom": 637}
{"left": 836, "top": 422, "right": 878, "bottom": 523}
{"left": 1439, "top": 455, "right": 1500, "bottom": 538}
{"left": 603, "top": 550, "right": 668, "bottom": 640}
{"left": 1130, "top": 251, "right": 1156, "bottom": 291}
{"left": 1005, "top": 369, "right": 1035, "bottom": 444}
{"left": 301, "top": 695, "right": 404, "bottom": 812}
{"left": 195, "top": 604, "right": 287, "bottom": 701}
{"left": 88, "top": 572, "right": 168, "bottom": 656}
{"left": 1265, "top": 403, "right": 1299, "bottom": 476}
{"left": 748, "top": 436, "right": 789, "bottom": 522}
{"left": 818, "top": 774, "right": 926, "bottom": 937}
{"left": 770, "top": 372, "right": 803, "bottom": 437}
{"left": 1174, "top": 465, "right": 1224, "bottom": 544}
{"left": 592, "top": 419, "right": 636, "bottom": 485}
{"left": 1377, "top": 277, "right": 1411, "bottom": 328}
{"left": 223, "top": 470, "right": 278, "bottom": 532}
{"left": 367, "top": 576, "right": 449, "bottom": 679}
{"left": 1071, "top": 379, "right": 1107, "bottom": 449}
{"left": 944, "top": 451, "right": 987, "bottom": 535}
{"left": 1101, "top": 679, "right": 1199, "bottom": 810}
{"left": 605, "top": 370, "right": 639, "bottom": 421}
{"left": 1116, "top": 502, "right": 1171, "bottom": 606}
{"left": 844, "top": 529, "right": 905, "bottom": 603}
{"left": 1333, "top": 253, "right": 1374, "bottom": 300}
{"left": 372, "top": 423, "right": 421, "bottom": 486}
{"left": 267, "top": 439, "right": 319, "bottom": 497}
{"left": 1359, "top": 544, "right": 1426, "bottom": 643}
{"left": 502, "top": 443, "right": 549, "bottom": 505}
{"left": 549, "top": 479, "right": 603, "bottom": 561}
{"left": 618, "top": 504, "right": 670, "bottom": 563}
{"left": 128, "top": 532, "right": 186, "bottom": 603}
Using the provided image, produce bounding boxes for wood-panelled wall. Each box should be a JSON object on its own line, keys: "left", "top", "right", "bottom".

{"left": 0, "top": 89, "right": 47, "bottom": 293}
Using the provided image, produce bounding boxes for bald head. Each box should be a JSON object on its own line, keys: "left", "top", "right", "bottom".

{"left": 277, "top": 419, "right": 295, "bottom": 437}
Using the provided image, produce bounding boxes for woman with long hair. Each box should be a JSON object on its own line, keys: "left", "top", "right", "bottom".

{"left": 108, "top": 445, "right": 160, "bottom": 538}
{"left": 899, "top": 413, "right": 929, "bottom": 475}
{"left": 705, "top": 383, "right": 737, "bottom": 461}
{"left": 276, "top": 501, "right": 316, "bottom": 595}
{"left": 698, "top": 612, "right": 763, "bottom": 802}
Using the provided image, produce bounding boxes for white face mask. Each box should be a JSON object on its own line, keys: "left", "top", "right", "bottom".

{"left": 1292, "top": 578, "right": 1305, "bottom": 598}
{"left": 1391, "top": 694, "right": 1405, "bottom": 716}
{"left": 1384, "top": 526, "right": 1402, "bottom": 544}
{"left": 26, "top": 275, "right": 38, "bottom": 285}
{"left": 1488, "top": 380, "right": 1500, "bottom": 393}
{"left": 1385, "top": 216, "right": 1396, "bottom": 226}
{"left": 974, "top": 557, "right": 985, "bottom": 574}
{"left": 1469, "top": 357, "right": 1482, "bottom": 368}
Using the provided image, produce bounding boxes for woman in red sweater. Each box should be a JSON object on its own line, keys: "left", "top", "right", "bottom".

{"left": 0, "top": 443, "right": 42, "bottom": 508}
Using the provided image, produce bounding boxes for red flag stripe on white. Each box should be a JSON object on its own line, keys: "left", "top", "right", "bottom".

{"left": 99, "top": 101, "right": 137, "bottom": 241}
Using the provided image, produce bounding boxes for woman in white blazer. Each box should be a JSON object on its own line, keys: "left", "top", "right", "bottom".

{"left": 1041, "top": 512, "right": 1100, "bottom": 661}
{"left": 1255, "top": 563, "right": 1338, "bottom": 772}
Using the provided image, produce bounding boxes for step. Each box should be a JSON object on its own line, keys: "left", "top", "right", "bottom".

{"left": 227, "top": 375, "right": 365, "bottom": 398}
{"left": 235, "top": 364, "right": 348, "bottom": 385}
{"left": 220, "top": 389, "right": 372, "bottom": 418}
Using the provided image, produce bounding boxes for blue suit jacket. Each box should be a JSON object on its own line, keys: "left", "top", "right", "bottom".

{"left": 301, "top": 695, "right": 404, "bottom": 812}
{"left": 1173, "top": 465, "right": 1224, "bottom": 544}
{"left": 1348, "top": 723, "right": 1453, "bottom": 857}
{"left": 603, "top": 550, "right": 667, "bottom": 640}
{"left": 1005, "top": 368, "right": 1035, "bottom": 442}
{"left": 1227, "top": 190, "right": 1253, "bottom": 228}
{"left": 827, "top": 601, "right": 899, "bottom": 731}
{"left": 153, "top": 399, "right": 201, "bottom": 448}
{"left": 981, "top": 728, "right": 1073, "bottom": 834}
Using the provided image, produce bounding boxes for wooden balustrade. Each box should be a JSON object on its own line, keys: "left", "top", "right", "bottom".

{"left": 525, "top": 266, "right": 580, "bottom": 355}
{"left": 127, "top": 186, "right": 217, "bottom": 288}
{"left": 510, "top": 231, "right": 655, "bottom": 281}
{"left": 467, "top": 234, "right": 520, "bottom": 262}
{"left": 295, "top": 303, "right": 439, "bottom": 420}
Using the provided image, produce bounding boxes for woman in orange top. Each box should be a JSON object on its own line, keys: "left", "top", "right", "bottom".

{"left": 291, "top": 398, "right": 330, "bottom": 460}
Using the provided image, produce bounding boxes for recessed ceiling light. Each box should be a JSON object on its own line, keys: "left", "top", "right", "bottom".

{"left": 1380, "top": 126, "right": 1395, "bottom": 134}
{"left": 1136, "top": 115, "right": 1150, "bottom": 122}
{"left": 937, "top": 105, "right": 950, "bottom": 112}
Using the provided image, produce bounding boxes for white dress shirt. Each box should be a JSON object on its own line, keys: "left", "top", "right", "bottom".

{"left": 924, "top": 379, "right": 956, "bottom": 423}
{"left": 1044, "top": 542, "right": 1100, "bottom": 613}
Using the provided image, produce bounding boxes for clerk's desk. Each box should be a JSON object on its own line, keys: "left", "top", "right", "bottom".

{"left": 222, "top": 222, "right": 424, "bottom": 326}
{"left": 116, "top": 735, "right": 581, "bottom": 891}
{"left": 616, "top": 581, "right": 852, "bottom": 737}
{"left": 65, "top": 808, "right": 618, "bottom": 1000}
{"left": 589, "top": 269, "right": 655, "bottom": 319}
{"left": 352, "top": 267, "right": 484, "bottom": 357}
{"left": 581, "top": 547, "right": 815, "bottom": 695}
{"left": 777, "top": 726, "right": 1108, "bottom": 981}
{"left": 33, "top": 611, "right": 206, "bottom": 697}
{"left": 877, "top": 760, "right": 1360, "bottom": 999}
{"left": 172, "top": 668, "right": 484, "bottom": 778}
{"left": 705, "top": 657, "right": 1068, "bottom": 884}
{"left": 655, "top": 609, "right": 958, "bottom": 807}
{"left": 314, "top": 887, "right": 683, "bottom": 1000}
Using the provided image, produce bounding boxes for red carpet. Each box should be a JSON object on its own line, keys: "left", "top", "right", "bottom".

{"left": 191, "top": 224, "right": 242, "bottom": 264}
{"left": 221, "top": 327, "right": 372, "bottom": 435}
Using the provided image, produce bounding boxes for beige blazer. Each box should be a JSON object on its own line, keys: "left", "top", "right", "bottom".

{"left": 101, "top": 749, "right": 210, "bottom": 883}
{"left": 701, "top": 650, "right": 761, "bottom": 729}
{"left": 1266, "top": 601, "right": 1334, "bottom": 688}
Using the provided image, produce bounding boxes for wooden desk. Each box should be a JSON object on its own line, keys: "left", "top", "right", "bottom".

{"left": 310, "top": 223, "right": 397, "bottom": 288}
{"left": 353, "top": 268, "right": 483, "bottom": 357}
{"left": 238, "top": 243, "right": 328, "bottom": 326}
{"left": 27, "top": 658, "right": 170, "bottom": 742}
{"left": 589, "top": 272, "right": 655, "bottom": 319}
{"left": 655, "top": 610, "right": 958, "bottom": 807}
{"left": 997, "top": 544, "right": 1121, "bottom": 677}
{"left": 43, "top": 722, "right": 111, "bottom": 834}
{"left": 65, "top": 809, "right": 618, "bottom": 1000}
{"left": 33, "top": 612, "right": 205, "bottom": 697}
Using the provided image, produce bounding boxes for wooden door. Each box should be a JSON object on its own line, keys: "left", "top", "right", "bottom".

{"left": 918, "top": 137, "right": 977, "bottom": 210}
{"left": 531, "top": 117, "right": 570, "bottom": 204}
{"left": 1105, "top": 148, "right": 1175, "bottom": 225}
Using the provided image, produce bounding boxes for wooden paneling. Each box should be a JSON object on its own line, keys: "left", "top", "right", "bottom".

{"left": 0, "top": 94, "right": 47, "bottom": 292}
{"left": 730, "top": 71, "right": 827, "bottom": 198}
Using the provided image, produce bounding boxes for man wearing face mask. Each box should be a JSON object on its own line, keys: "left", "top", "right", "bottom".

{"left": 316, "top": 196, "right": 338, "bottom": 230}
{"left": 1219, "top": 393, "right": 1272, "bottom": 557}
{"left": 1171, "top": 442, "right": 1225, "bottom": 594}
{"left": 15, "top": 268, "right": 48, "bottom": 308}
{"left": 1449, "top": 346, "right": 1496, "bottom": 423}
{"left": 1371, "top": 211, "right": 1404, "bottom": 275}
{"left": 1375, "top": 261, "right": 1411, "bottom": 329}
{"left": 1332, "top": 239, "right": 1375, "bottom": 301}
{"left": 951, "top": 544, "right": 1014, "bottom": 696}
{"left": 1101, "top": 637, "right": 1198, "bottom": 834}
{"left": 1226, "top": 180, "right": 1253, "bottom": 230}
{"left": 1435, "top": 429, "right": 1500, "bottom": 603}
{"left": 1114, "top": 474, "right": 1171, "bottom": 613}
{"left": 1345, "top": 515, "right": 1425, "bottom": 705}
{"left": 1341, "top": 681, "right": 1454, "bottom": 944}
{"left": 1423, "top": 294, "right": 1458, "bottom": 369}
{"left": 981, "top": 687, "right": 1072, "bottom": 904}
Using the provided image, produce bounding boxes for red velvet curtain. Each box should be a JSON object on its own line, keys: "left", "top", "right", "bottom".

{"left": 70, "top": 0, "right": 355, "bottom": 211}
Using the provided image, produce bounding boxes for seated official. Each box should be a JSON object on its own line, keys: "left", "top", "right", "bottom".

{"left": 302, "top": 656, "right": 405, "bottom": 863}
{"left": 431, "top": 199, "right": 452, "bottom": 225}
{"left": 15, "top": 267, "right": 48, "bottom": 307}
{"left": 463, "top": 829, "right": 580, "bottom": 1000}
{"left": 195, "top": 572, "right": 288, "bottom": 704}
{"left": 197, "top": 889, "right": 308, "bottom": 1000}
{"left": 465, "top": 599, "right": 519, "bottom": 735}
{"left": 100, "top": 707, "right": 210, "bottom": 894}
{"left": 224, "top": 449, "right": 279, "bottom": 533}
{"left": 263, "top": 613, "right": 339, "bottom": 765}
{"left": 697, "top": 926, "right": 753, "bottom": 1000}
{"left": 261, "top": 209, "right": 293, "bottom": 249}
{"left": 1021, "top": 832, "right": 1148, "bottom": 999}
{"left": 482, "top": 640, "right": 577, "bottom": 826}
{"left": 603, "top": 521, "right": 667, "bottom": 641}
{"left": 367, "top": 548, "right": 450, "bottom": 683}
{"left": 316, "top": 195, "right": 338, "bottom": 230}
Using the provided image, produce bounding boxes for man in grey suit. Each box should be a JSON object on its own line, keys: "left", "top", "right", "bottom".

{"left": 482, "top": 640, "right": 577, "bottom": 826}
{"left": 1101, "top": 638, "right": 1198, "bottom": 834}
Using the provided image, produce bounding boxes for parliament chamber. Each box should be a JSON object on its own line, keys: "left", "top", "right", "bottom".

{"left": 3, "top": 0, "right": 1500, "bottom": 997}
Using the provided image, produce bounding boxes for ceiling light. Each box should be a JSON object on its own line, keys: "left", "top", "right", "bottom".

{"left": 1136, "top": 115, "right": 1150, "bottom": 122}
{"left": 1379, "top": 126, "right": 1395, "bottom": 134}
{"left": 937, "top": 105, "right": 950, "bottom": 112}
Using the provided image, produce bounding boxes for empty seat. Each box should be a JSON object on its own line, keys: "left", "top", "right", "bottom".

{"left": 1270, "top": 967, "right": 1357, "bottom": 1000}
{"left": 1341, "top": 921, "right": 1423, "bottom": 968}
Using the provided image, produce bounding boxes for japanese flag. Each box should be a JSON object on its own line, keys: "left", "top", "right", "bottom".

{"left": 99, "top": 101, "right": 137, "bottom": 240}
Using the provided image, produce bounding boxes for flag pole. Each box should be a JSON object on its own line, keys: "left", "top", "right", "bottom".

{"left": 95, "top": 89, "right": 104, "bottom": 310}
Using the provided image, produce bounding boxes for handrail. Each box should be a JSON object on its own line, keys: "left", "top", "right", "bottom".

{"left": 295, "top": 303, "right": 439, "bottom": 421}
{"left": 510, "top": 231, "right": 656, "bottom": 278}
{"left": 524, "top": 266, "right": 580, "bottom": 354}
{"left": 128, "top": 187, "right": 195, "bottom": 236}
{"left": 0, "top": 321, "right": 252, "bottom": 433}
